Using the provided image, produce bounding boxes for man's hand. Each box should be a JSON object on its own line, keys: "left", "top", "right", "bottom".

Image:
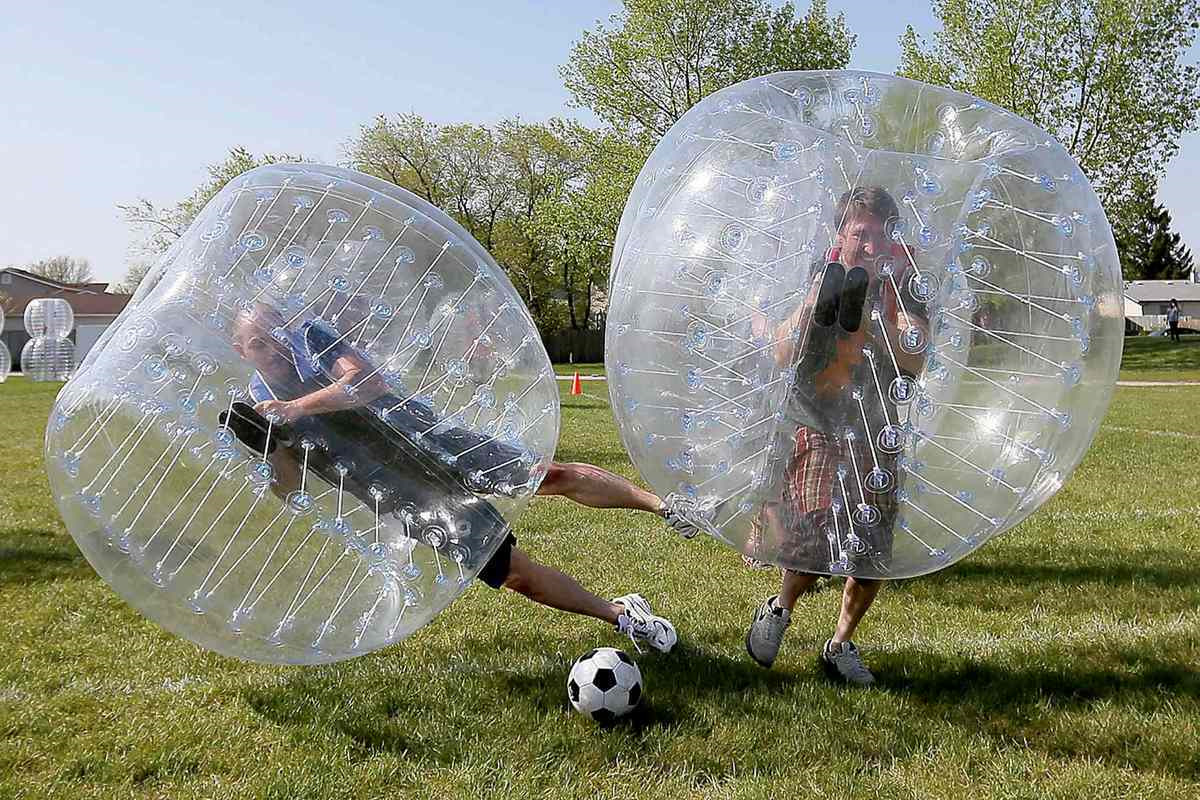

{"left": 254, "top": 399, "right": 304, "bottom": 424}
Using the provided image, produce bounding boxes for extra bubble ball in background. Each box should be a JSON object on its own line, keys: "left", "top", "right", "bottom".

{"left": 21, "top": 336, "right": 74, "bottom": 381}
{"left": 43, "top": 164, "right": 560, "bottom": 664}
{"left": 25, "top": 297, "right": 75, "bottom": 337}
{"left": 606, "top": 71, "right": 1123, "bottom": 579}
{"left": 22, "top": 298, "right": 76, "bottom": 381}
{"left": 0, "top": 305, "right": 8, "bottom": 382}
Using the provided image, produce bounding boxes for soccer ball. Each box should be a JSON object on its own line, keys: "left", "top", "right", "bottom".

{"left": 566, "top": 647, "right": 643, "bottom": 722}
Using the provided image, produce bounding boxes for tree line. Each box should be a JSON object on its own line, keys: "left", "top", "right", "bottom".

{"left": 104, "top": 0, "right": 1196, "bottom": 330}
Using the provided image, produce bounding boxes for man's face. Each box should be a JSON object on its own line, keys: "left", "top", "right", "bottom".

{"left": 835, "top": 210, "right": 892, "bottom": 273}
{"left": 232, "top": 316, "right": 290, "bottom": 376}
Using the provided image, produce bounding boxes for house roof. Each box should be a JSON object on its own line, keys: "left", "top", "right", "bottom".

{"left": 1, "top": 267, "right": 132, "bottom": 316}
{"left": 1122, "top": 279, "right": 1200, "bottom": 303}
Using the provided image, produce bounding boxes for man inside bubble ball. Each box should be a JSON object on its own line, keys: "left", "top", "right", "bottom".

{"left": 744, "top": 186, "right": 929, "bottom": 684}
{"left": 228, "top": 303, "right": 687, "bottom": 653}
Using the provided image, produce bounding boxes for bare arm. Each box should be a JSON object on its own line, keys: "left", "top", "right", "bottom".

{"left": 255, "top": 353, "right": 390, "bottom": 422}
{"left": 767, "top": 290, "right": 818, "bottom": 368}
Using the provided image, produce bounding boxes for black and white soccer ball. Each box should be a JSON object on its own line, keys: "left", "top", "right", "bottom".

{"left": 566, "top": 647, "right": 643, "bottom": 722}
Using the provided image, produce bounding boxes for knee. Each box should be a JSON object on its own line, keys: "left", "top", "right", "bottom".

{"left": 501, "top": 549, "right": 533, "bottom": 594}
{"left": 846, "top": 577, "right": 883, "bottom": 595}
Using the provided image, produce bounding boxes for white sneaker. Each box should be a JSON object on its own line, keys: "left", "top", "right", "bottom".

{"left": 820, "top": 639, "right": 875, "bottom": 686}
{"left": 613, "top": 592, "right": 678, "bottom": 653}
{"left": 746, "top": 595, "right": 790, "bottom": 668}
{"left": 661, "top": 493, "right": 703, "bottom": 539}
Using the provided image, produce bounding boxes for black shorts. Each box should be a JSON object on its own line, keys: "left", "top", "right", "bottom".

{"left": 478, "top": 532, "right": 517, "bottom": 589}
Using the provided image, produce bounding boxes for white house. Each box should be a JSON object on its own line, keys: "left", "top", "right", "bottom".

{"left": 1122, "top": 275, "right": 1200, "bottom": 331}
{"left": 0, "top": 268, "right": 132, "bottom": 368}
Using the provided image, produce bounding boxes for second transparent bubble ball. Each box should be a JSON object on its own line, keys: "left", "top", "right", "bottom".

{"left": 606, "top": 71, "right": 1123, "bottom": 578}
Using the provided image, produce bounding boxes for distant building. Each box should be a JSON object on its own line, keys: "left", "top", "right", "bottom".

{"left": 1122, "top": 275, "right": 1200, "bottom": 332}
{"left": 0, "top": 268, "right": 132, "bottom": 369}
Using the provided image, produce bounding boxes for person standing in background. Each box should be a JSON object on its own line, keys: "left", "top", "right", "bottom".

{"left": 1167, "top": 299, "right": 1181, "bottom": 343}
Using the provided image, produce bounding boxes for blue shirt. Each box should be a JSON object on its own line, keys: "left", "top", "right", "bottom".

{"left": 247, "top": 320, "right": 530, "bottom": 494}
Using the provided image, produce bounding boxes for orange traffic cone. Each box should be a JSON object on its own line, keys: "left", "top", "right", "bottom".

{"left": 570, "top": 371, "right": 583, "bottom": 395}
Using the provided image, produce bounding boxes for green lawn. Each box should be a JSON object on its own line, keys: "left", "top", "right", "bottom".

{"left": 554, "top": 338, "right": 1200, "bottom": 383}
{"left": 1119, "top": 336, "right": 1200, "bottom": 382}
{"left": 2, "top": 376, "right": 1199, "bottom": 799}
{"left": 551, "top": 362, "right": 606, "bottom": 377}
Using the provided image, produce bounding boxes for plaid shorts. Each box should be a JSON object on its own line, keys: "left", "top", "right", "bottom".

{"left": 748, "top": 425, "right": 895, "bottom": 572}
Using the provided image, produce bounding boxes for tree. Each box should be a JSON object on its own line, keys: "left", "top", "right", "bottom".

{"left": 1118, "top": 195, "right": 1194, "bottom": 280}
{"left": 25, "top": 255, "right": 93, "bottom": 285}
{"left": 116, "top": 147, "right": 303, "bottom": 292}
{"left": 529, "top": 126, "right": 644, "bottom": 329}
{"left": 898, "top": 0, "right": 1200, "bottom": 235}
{"left": 561, "top": 0, "right": 855, "bottom": 141}
{"left": 346, "top": 114, "right": 449, "bottom": 207}
{"left": 345, "top": 115, "right": 587, "bottom": 330}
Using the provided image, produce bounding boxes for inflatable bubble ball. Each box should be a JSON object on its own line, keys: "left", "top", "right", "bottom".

{"left": 24, "top": 297, "right": 75, "bottom": 338}
{"left": 606, "top": 71, "right": 1123, "bottom": 579}
{"left": 21, "top": 336, "right": 75, "bottom": 381}
{"left": 44, "top": 164, "right": 560, "bottom": 664}
{"left": 0, "top": 306, "right": 7, "bottom": 383}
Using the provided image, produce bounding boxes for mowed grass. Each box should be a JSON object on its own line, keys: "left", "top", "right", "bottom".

{"left": 1120, "top": 336, "right": 1200, "bottom": 382}
{"left": 551, "top": 362, "right": 606, "bottom": 377}
{"left": 2, "top": 375, "right": 1199, "bottom": 799}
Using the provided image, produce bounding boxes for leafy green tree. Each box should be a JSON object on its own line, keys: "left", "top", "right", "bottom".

{"left": 25, "top": 255, "right": 93, "bottom": 285}
{"left": 116, "top": 147, "right": 303, "bottom": 292}
{"left": 347, "top": 114, "right": 449, "bottom": 207}
{"left": 529, "top": 126, "right": 644, "bottom": 329}
{"left": 898, "top": 0, "right": 1200, "bottom": 235}
{"left": 1118, "top": 195, "right": 1194, "bottom": 280}
{"left": 492, "top": 119, "right": 582, "bottom": 327}
{"left": 562, "top": 0, "right": 855, "bottom": 140}
{"left": 346, "top": 115, "right": 586, "bottom": 329}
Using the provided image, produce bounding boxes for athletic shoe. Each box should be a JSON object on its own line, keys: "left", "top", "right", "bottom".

{"left": 613, "top": 592, "right": 678, "bottom": 653}
{"left": 661, "top": 493, "right": 703, "bottom": 539}
{"left": 820, "top": 639, "right": 875, "bottom": 686}
{"left": 745, "top": 595, "right": 790, "bottom": 668}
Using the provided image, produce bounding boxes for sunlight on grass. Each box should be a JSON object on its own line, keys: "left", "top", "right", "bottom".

{"left": 2, "top": 376, "right": 1198, "bottom": 799}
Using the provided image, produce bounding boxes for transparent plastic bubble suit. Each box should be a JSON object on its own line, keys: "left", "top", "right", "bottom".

{"left": 0, "top": 305, "right": 7, "bottom": 383}
{"left": 25, "top": 297, "right": 75, "bottom": 337}
{"left": 45, "top": 164, "right": 559, "bottom": 663}
{"left": 22, "top": 336, "right": 75, "bottom": 381}
{"left": 607, "top": 71, "right": 1122, "bottom": 578}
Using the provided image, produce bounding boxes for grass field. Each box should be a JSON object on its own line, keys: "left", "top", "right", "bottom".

{"left": 1118, "top": 336, "right": 1200, "bottom": 382}
{"left": 2, "top": 365, "right": 1199, "bottom": 799}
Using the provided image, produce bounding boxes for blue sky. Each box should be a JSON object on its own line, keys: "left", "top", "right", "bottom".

{"left": 2, "top": 0, "right": 1196, "bottom": 284}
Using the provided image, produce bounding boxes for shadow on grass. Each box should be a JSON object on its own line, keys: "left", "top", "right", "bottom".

{"left": 495, "top": 640, "right": 790, "bottom": 730}
{"left": 0, "top": 528, "right": 89, "bottom": 584}
{"left": 242, "top": 637, "right": 788, "bottom": 765}
{"left": 877, "top": 634, "right": 1200, "bottom": 780}
{"left": 921, "top": 553, "right": 1200, "bottom": 592}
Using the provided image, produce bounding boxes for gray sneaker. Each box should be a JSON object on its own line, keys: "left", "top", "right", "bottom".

{"left": 820, "top": 639, "right": 875, "bottom": 686}
{"left": 661, "top": 493, "right": 703, "bottom": 539}
{"left": 746, "top": 595, "right": 790, "bottom": 668}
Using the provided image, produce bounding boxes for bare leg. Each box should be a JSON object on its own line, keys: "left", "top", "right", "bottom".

{"left": 778, "top": 569, "right": 823, "bottom": 610}
{"left": 832, "top": 578, "right": 883, "bottom": 643}
{"left": 502, "top": 548, "right": 623, "bottom": 623}
{"left": 268, "top": 447, "right": 302, "bottom": 501}
{"left": 536, "top": 462, "right": 663, "bottom": 514}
